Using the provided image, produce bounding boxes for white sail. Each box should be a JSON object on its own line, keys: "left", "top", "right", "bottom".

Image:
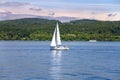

{"left": 50, "top": 22, "right": 69, "bottom": 50}
{"left": 56, "top": 23, "right": 62, "bottom": 46}
{"left": 50, "top": 26, "right": 56, "bottom": 47}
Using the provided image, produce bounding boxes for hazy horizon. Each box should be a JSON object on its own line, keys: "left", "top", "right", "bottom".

{"left": 0, "top": 0, "right": 120, "bottom": 22}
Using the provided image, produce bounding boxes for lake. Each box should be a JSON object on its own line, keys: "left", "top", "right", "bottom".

{"left": 0, "top": 41, "right": 120, "bottom": 80}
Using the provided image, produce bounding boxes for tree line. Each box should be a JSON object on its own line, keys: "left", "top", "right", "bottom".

{"left": 0, "top": 18, "right": 120, "bottom": 41}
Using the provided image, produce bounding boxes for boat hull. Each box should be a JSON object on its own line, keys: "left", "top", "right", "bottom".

{"left": 50, "top": 46, "right": 69, "bottom": 50}
{"left": 89, "top": 40, "right": 97, "bottom": 42}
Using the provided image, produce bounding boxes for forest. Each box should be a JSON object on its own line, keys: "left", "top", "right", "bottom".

{"left": 0, "top": 18, "right": 120, "bottom": 41}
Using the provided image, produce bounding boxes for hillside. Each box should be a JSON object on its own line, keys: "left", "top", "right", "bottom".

{"left": 0, "top": 18, "right": 120, "bottom": 41}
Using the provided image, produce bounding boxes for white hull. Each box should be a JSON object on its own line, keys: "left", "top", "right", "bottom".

{"left": 89, "top": 40, "right": 97, "bottom": 42}
{"left": 50, "top": 46, "right": 69, "bottom": 50}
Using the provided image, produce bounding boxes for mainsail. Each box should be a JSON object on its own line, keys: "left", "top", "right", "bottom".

{"left": 56, "top": 23, "right": 61, "bottom": 46}
{"left": 50, "top": 23, "right": 62, "bottom": 47}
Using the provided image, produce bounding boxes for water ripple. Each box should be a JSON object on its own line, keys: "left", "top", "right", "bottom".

{"left": 85, "top": 76, "right": 111, "bottom": 80}
{"left": 24, "top": 77, "right": 50, "bottom": 80}
{"left": 107, "top": 70, "right": 120, "bottom": 74}
{"left": 77, "top": 72, "right": 93, "bottom": 76}
{"left": 62, "top": 73, "right": 78, "bottom": 76}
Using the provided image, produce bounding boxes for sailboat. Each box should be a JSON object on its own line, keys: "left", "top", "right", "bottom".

{"left": 50, "top": 23, "right": 69, "bottom": 50}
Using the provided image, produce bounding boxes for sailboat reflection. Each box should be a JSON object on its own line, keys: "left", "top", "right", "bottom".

{"left": 50, "top": 50, "right": 62, "bottom": 80}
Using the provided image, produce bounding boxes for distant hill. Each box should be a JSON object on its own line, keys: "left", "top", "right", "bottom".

{"left": 0, "top": 18, "right": 120, "bottom": 41}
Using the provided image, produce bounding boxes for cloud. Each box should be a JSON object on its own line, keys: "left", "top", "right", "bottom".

{"left": 55, "top": 16, "right": 77, "bottom": 22}
{"left": 29, "top": 7, "right": 42, "bottom": 11}
{"left": 0, "top": 10, "right": 13, "bottom": 20}
{"left": 108, "top": 13, "right": 117, "bottom": 17}
{"left": 0, "top": 2, "right": 30, "bottom": 7}
{"left": 0, "top": 10, "right": 120, "bottom": 22}
{"left": 0, "top": 12, "right": 36, "bottom": 21}
{"left": 48, "top": 12, "right": 55, "bottom": 16}
{"left": 0, "top": 1, "right": 120, "bottom": 21}
{"left": 0, "top": 9, "right": 77, "bottom": 22}
{"left": 0, "top": 2, "right": 46, "bottom": 16}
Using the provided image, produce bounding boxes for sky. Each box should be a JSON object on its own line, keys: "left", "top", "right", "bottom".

{"left": 0, "top": 0, "right": 120, "bottom": 22}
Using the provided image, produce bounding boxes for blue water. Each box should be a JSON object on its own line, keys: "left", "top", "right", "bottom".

{"left": 0, "top": 41, "right": 120, "bottom": 80}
